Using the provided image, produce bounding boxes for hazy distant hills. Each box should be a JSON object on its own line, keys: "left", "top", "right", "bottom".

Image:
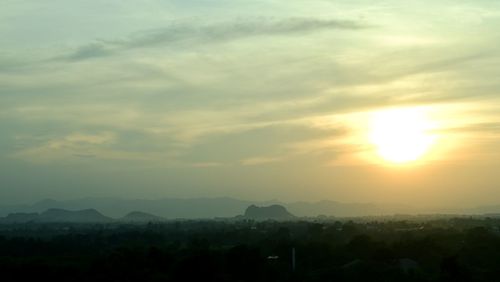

{"left": 0, "top": 205, "right": 298, "bottom": 224}
{"left": 0, "top": 208, "right": 171, "bottom": 224}
{"left": 243, "top": 204, "right": 295, "bottom": 220}
{"left": 286, "top": 200, "right": 418, "bottom": 217}
{"left": 39, "top": 208, "right": 112, "bottom": 223}
{"left": 3, "top": 197, "right": 497, "bottom": 219}
{"left": 24, "top": 197, "right": 256, "bottom": 219}
{"left": 1, "top": 212, "right": 39, "bottom": 223}
{"left": 1, "top": 198, "right": 500, "bottom": 223}
{"left": 1, "top": 208, "right": 112, "bottom": 223}
{"left": 120, "top": 211, "right": 165, "bottom": 223}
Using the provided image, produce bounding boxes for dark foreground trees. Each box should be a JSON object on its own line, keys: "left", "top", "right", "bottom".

{"left": 1, "top": 218, "right": 500, "bottom": 281}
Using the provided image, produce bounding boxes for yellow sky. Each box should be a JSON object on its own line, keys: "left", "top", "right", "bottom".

{"left": 1, "top": 0, "right": 500, "bottom": 209}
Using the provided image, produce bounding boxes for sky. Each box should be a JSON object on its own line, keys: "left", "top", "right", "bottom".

{"left": 1, "top": 0, "right": 500, "bottom": 208}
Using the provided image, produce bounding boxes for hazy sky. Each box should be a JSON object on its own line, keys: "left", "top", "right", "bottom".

{"left": 1, "top": 0, "right": 500, "bottom": 207}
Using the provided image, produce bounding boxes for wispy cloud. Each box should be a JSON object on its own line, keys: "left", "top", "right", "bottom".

{"left": 13, "top": 132, "right": 118, "bottom": 162}
{"left": 59, "top": 18, "right": 369, "bottom": 61}
{"left": 63, "top": 43, "right": 113, "bottom": 61}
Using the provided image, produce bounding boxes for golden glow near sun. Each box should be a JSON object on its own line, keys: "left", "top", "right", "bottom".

{"left": 369, "top": 108, "right": 437, "bottom": 164}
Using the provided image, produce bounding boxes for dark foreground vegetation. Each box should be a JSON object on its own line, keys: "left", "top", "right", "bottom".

{"left": 1, "top": 217, "right": 500, "bottom": 281}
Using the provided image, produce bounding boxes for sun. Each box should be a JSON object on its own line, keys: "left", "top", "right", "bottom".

{"left": 369, "top": 107, "right": 437, "bottom": 164}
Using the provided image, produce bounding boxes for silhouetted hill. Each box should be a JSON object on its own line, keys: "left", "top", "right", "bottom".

{"left": 0, "top": 209, "right": 112, "bottom": 223}
{"left": 11, "top": 197, "right": 258, "bottom": 218}
{"left": 0, "top": 197, "right": 425, "bottom": 218}
{"left": 37, "top": 208, "right": 112, "bottom": 223}
{"left": 120, "top": 211, "right": 164, "bottom": 223}
{"left": 39, "top": 208, "right": 112, "bottom": 223}
{"left": 1, "top": 212, "right": 39, "bottom": 223}
{"left": 243, "top": 204, "right": 295, "bottom": 220}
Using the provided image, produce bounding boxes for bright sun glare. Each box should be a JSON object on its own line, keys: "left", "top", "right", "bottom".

{"left": 369, "top": 108, "right": 437, "bottom": 164}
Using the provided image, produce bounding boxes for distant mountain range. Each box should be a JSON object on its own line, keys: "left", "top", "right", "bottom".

{"left": 0, "top": 197, "right": 419, "bottom": 219}
{"left": 0, "top": 204, "right": 299, "bottom": 224}
{"left": 1, "top": 197, "right": 499, "bottom": 219}
{"left": 0, "top": 197, "right": 257, "bottom": 219}
{"left": 120, "top": 211, "right": 164, "bottom": 223}
{"left": 242, "top": 204, "right": 295, "bottom": 220}
{"left": 1, "top": 208, "right": 112, "bottom": 223}
{"left": 0, "top": 209, "right": 170, "bottom": 224}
